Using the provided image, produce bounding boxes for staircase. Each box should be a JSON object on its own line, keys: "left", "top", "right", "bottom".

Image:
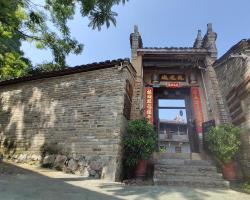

{"left": 153, "top": 153, "right": 229, "bottom": 188}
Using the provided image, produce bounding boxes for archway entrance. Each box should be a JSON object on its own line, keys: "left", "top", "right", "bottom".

{"left": 153, "top": 88, "right": 198, "bottom": 153}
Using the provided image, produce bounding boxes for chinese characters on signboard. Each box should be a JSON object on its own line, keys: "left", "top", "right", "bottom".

{"left": 160, "top": 74, "right": 186, "bottom": 82}
{"left": 145, "top": 87, "right": 154, "bottom": 124}
{"left": 166, "top": 82, "right": 180, "bottom": 88}
{"left": 191, "top": 87, "right": 204, "bottom": 136}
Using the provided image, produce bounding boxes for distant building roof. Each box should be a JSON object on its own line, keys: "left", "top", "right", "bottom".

{"left": 214, "top": 39, "right": 250, "bottom": 66}
{"left": 160, "top": 119, "right": 187, "bottom": 125}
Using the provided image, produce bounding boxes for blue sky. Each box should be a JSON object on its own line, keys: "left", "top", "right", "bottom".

{"left": 21, "top": 0, "right": 250, "bottom": 67}
{"left": 159, "top": 100, "right": 187, "bottom": 122}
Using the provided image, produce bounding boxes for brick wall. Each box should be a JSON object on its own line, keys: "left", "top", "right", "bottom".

{"left": 0, "top": 65, "right": 135, "bottom": 181}
{"left": 215, "top": 49, "right": 250, "bottom": 179}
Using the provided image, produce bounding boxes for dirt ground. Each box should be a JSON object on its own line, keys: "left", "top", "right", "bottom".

{"left": 0, "top": 161, "right": 250, "bottom": 200}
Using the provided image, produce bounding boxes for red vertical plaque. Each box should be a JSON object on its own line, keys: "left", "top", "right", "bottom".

{"left": 145, "top": 87, "right": 154, "bottom": 124}
{"left": 191, "top": 87, "right": 204, "bottom": 136}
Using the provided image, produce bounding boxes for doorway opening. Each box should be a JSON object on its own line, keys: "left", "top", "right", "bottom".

{"left": 154, "top": 88, "right": 192, "bottom": 153}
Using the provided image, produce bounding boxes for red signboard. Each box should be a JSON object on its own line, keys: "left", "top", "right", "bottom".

{"left": 145, "top": 87, "right": 154, "bottom": 124}
{"left": 166, "top": 82, "right": 180, "bottom": 88}
{"left": 191, "top": 87, "right": 204, "bottom": 135}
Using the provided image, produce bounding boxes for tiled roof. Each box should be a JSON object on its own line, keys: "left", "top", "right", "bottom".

{"left": 214, "top": 39, "right": 250, "bottom": 66}
{"left": 0, "top": 58, "right": 133, "bottom": 86}
{"left": 141, "top": 47, "right": 195, "bottom": 49}
{"left": 137, "top": 47, "right": 209, "bottom": 53}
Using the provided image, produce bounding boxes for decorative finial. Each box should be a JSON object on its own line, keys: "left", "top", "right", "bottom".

{"left": 134, "top": 25, "right": 138, "bottom": 33}
{"left": 207, "top": 23, "right": 213, "bottom": 33}
{"left": 197, "top": 30, "right": 202, "bottom": 40}
{"left": 193, "top": 30, "right": 202, "bottom": 48}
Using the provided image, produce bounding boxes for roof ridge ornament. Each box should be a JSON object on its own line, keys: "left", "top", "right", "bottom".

{"left": 134, "top": 25, "right": 139, "bottom": 33}
{"left": 202, "top": 23, "right": 218, "bottom": 59}
{"left": 193, "top": 30, "right": 203, "bottom": 48}
{"left": 207, "top": 23, "right": 213, "bottom": 33}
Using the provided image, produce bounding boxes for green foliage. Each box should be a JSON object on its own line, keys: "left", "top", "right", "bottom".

{"left": 240, "top": 182, "right": 250, "bottom": 194}
{"left": 124, "top": 118, "right": 157, "bottom": 167}
{"left": 33, "top": 62, "right": 65, "bottom": 73}
{"left": 0, "top": 0, "right": 128, "bottom": 79}
{"left": 205, "top": 124, "right": 241, "bottom": 164}
{"left": 159, "top": 146, "right": 167, "bottom": 153}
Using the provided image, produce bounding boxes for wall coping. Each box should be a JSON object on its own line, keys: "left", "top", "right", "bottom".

{"left": 0, "top": 58, "right": 136, "bottom": 87}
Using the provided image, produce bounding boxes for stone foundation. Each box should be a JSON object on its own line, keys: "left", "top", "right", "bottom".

{"left": 4, "top": 152, "right": 118, "bottom": 179}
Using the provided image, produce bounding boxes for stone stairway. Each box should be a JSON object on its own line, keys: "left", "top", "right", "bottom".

{"left": 153, "top": 153, "right": 229, "bottom": 188}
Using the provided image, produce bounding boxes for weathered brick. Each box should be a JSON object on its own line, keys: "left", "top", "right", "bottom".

{"left": 0, "top": 65, "right": 135, "bottom": 181}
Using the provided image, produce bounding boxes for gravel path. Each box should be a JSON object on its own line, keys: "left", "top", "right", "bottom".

{"left": 0, "top": 161, "right": 250, "bottom": 200}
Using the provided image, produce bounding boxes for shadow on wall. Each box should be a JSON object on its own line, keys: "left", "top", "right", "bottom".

{"left": 0, "top": 72, "right": 126, "bottom": 180}
{"left": 0, "top": 82, "right": 68, "bottom": 158}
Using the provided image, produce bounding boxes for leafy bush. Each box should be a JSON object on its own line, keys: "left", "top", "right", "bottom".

{"left": 240, "top": 182, "right": 250, "bottom": 194}
{"left": 205, "top": 124, "right": 241, "bottom": 163}
{"left": 123, "top": 118, "right": 157, "bottom": 167}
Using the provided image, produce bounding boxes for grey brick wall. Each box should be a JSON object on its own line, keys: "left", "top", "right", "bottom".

{"left": 215, "top": 52, "right": 250, "bottom": 179}
{"left": 0, "top": 66, "right": 135, "bottom": 181}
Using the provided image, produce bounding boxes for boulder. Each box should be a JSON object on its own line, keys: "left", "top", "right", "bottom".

{"left": 43, "top": 155, "right": 56, "bottom": 166}
{"left": 78, "top": 159, "right": 88, "bottom": 167}
{"left": 76, "top": 166, "right": 89, "bottom": 177}
{"left": 67, "top": 158, "right": 78, "bottom": 172}
{"left": 18, "top": 154, "right": 28, "bottom": 162}
{"left": 89, "top": 160, "right": 102, "bottom": 171}
{"left": 89, "top": 169, "right": 96, "bottom": 176}
{"left": 31, "top": 154, "right": 42, "bottom": 161}
{"left": 54, "top": 155, "right": 67, "bottom": 169}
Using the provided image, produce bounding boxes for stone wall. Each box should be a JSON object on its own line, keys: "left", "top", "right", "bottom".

{"left": 214, "top": 44, "right": 250, "bottom": 179}
{"left": 0, "top": 64, "right": 135, "bottom": 181}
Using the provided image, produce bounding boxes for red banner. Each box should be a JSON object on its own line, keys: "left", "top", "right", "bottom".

{"left": 191, "top": 87, "right": 204, "bottom": 135}
{"left": 145, "top": 87, "right": 154, "bottom": 124}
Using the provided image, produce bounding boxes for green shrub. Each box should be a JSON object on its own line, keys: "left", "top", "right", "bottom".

{"left": 240, "top": 182, "right": 250, "bottom": 194}
{"left": 205, "top": 124, "right": 241, "bottom": 164}
{"left": 123, "top": 118, "right": 157, "bottom": 167}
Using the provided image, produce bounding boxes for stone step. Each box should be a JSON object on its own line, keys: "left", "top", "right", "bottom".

{"left": 154, "top": 171, "right": 223, "bottom": 179}
{"left": 184, "top": 159, "right": 214, "bottom": 166}
{"left": 191, "top": 152, "right": 211, "bottom": 160}
{"left": 155, "top": 164, "right": 218, "bottom": 173}
{"left": 154, "top": 176, "right": 225, "bottom": 182}
{"left": 153, "top": 152, "right": 191, "bottom": 160}
{"left": 155, "top": 159, "right": 214, "bottom": 166}
{"left": 154, "top": 174, "right": 224, "bottom": 181}
{"left": 154, "top": 179, "right": 229, "bottom": 188}
{"left": 153, "top": 152, "right": 228, "bottom": 188}
{"left": 155, "top": 159, "right": 186, "bottom": 165}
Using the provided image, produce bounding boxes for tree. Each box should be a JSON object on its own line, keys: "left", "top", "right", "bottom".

{"left": 0, "top": 0, "right": 128, "bottom": 79}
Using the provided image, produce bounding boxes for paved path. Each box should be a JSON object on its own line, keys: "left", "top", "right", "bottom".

{"left": 0, "top": 162, "right": 250, "bottom": 200}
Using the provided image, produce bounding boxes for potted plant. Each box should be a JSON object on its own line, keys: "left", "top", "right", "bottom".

{"left": 123, "top": 118, "right": 157, "bottom": 178}
{"left": 205, "top": 124, "right": 241, "bottom": 180}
